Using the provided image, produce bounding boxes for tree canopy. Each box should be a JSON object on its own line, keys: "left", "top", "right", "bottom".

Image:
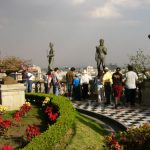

{"left": 0, "top": 56, "right": 31, "bottom": 72}
{"left": 129, "top": 49, "right": 150, "bottom": 73}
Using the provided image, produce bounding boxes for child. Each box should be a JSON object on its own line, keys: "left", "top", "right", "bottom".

{"left": 73, "top": 74, "right": 81, "bottom": 100}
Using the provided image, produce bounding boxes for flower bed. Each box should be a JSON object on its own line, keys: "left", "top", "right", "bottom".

{"left": 0, "top": 93, "right": 76, "bottom": 149}
{"left": 105, "top": 123, "right": 150, "bottom": 150}
{"left": 21, "top": 93, "right": 76, "bottom": 150}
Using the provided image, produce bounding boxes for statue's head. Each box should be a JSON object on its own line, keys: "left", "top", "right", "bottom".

{"left": 99, "top": 39, "right": 104, "bottom": 46}
{"left": 49, "top": 42, "right": 53, "bottom": 48}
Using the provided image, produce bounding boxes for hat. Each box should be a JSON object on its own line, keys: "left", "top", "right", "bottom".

{"left": 104, "top": 67, "right": 109, "bottom": 71}
{"left": 75, "top": 73, "right": 80, "bottom": 77}
{"left": 83, "top": 70, "right": 87, "bottom": 74}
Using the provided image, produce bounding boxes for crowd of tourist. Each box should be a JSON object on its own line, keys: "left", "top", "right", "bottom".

{"left": 22, "top": 64, "right": 147, "bottom": 109}
{"left": 46, "top": 65, "right": 141, "bottom": 108}
{"left": 94, "top": 65, "right": 140, "bottom": 109}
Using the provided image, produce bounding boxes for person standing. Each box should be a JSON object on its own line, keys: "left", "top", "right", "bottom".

{"left": 22, "top": 69, "right": 28, "bottom": 92}
{"left": 52, "top": 67, "right": 61, "bottom": 96}
{"left": 73, "top": 74, "right": 81, "bottom": 100}
{"left": 112, "top": 67, "right": 123, "bottom": 109}
{"left": 103, "top": 67, "right": 112, "bottom": 105}
{"left": 26, "top": 69, "right": 33, "bottom": 92}
{"left": 124, "top": 65, "right": 138, "bottom": 107}
{"left": 94, "top": 70, "right": 104, "bottom": 103}
{"left": 43, "top": 70, "right": 52, "bottom": 94}
{"left": 80, "top": 70, "right": 92, "bottom": 100}
{"left": 66, "top": 67, "right": 75, "bottom": 99}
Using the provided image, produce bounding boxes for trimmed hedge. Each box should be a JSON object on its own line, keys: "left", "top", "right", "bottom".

{"left": 21, "top": 93, "right": 76, "bottom": 150}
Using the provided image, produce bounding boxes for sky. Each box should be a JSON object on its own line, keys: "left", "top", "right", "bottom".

{"left": 0, "top": 0, "right": 150, "bottom": 69}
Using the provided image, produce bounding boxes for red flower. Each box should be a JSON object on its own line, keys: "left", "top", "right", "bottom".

{"left": 13, "top": 103, "right": 31, "bottom": 121}
{"left": 1, "top": 120, "right": 12, "bottom": 129}
{"left": 45, "top": 106, "right": 53, "bottom": 113}
{"left": 44, "top": 105, "right": 59, "bottom": 123}
{"left": 25, "top": 125, "right": 41, "bottom": 141}
{"left": 0, "top": 144, "right": 14, "bottom": 150}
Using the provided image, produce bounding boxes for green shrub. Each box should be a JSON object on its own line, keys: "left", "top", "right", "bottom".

{"left": 21, "top": 93, "right": 76, "bottom": 150}
{"left": 105, "top": 123, "right": 150, "bottom": 150}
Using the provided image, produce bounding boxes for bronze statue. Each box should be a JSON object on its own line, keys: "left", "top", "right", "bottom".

{"left": 47, "top": 42, "right": 55, "bottom": 70}
{"left": 95, "top": 39, "right": 107, "bottom": 74}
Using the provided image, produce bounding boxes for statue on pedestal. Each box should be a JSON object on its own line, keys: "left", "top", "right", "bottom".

{"left": 47, "top": 42, "right": 55, "bottom": 71}
{"left": 95, "top": 39, "right": 107, "bottom": 75}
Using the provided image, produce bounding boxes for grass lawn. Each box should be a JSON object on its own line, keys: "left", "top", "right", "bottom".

{"left": 65, "top": 113, "right": 108, "bottom": 150}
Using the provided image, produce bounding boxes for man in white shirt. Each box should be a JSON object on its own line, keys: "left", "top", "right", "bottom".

{"left": 26, "top": 69, "right": 33, "bottom": 92}
{"left": 52, "top": 67, "right": 61, "bottom": 96}
{"left": 125, "top": 65, "right": 138, "bottom": 107}
{"left": 80, "top": 70, "right": 92, "bottom": 99}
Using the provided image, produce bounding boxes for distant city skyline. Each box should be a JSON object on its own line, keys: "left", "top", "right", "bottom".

{"left": 0, "top": 0, "right": 150, "bottom": 68}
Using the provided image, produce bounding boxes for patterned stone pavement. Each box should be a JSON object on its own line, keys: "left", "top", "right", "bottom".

{"left": 72, "top": 100, "right": 150, "bottom": 128}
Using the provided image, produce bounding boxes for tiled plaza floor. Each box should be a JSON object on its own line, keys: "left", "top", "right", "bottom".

{"left": 72, "top": 100, "right": 150, "bottom": 128}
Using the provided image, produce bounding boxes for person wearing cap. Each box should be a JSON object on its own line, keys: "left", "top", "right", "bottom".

{"left": 103, "top": 67, "right": 112, "bottom": 105}
{"left": 112, "top": 67, "right": 123, "bottom": 108}
{"left": 72, "top": 73, "right": 81, "bottom": 100}
{"left": 80, "top": 70, "right": 92, "bottom": 100}
{"left": 66, "top": 67, "right": 75, "bottom": 99}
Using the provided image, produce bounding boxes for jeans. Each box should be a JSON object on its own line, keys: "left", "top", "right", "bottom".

{"left": 53, "top": 85, "right": 59, "bottom": 96}
{"left": 67, "top": 83, "right": 73, "bottom": 97}
{"left": 27, "top": 80, "right": 32, "bottom": 92}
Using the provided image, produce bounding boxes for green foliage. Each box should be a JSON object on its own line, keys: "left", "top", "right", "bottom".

{"left": 105, "top": 123, "right": 150, "bottom": 150}
{"left": 129, "top": 49, "right": 150, "bottom": 73}
{"left": 22, "top": 93, "right": 76, "bottom": 150}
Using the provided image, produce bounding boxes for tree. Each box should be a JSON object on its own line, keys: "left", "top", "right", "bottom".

{"left": 129, "top": 49, "right": 150, "bottom": 73}
{"left": 0, "top": 56, "right": 31, "bottom": 72}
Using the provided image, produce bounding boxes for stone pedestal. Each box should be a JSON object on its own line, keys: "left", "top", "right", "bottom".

{"left": 0, "top": 84, "right": 26, "bottom": 110}
{"left": 142, "top": 80, "right": 150, "bottom": 107}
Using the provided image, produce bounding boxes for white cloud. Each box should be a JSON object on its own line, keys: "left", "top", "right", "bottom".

{"left": 88, "top": 0, "right": 150, "bottom": 19}
{"left": 89, "top": 3, "right": 122, "bottom": 19}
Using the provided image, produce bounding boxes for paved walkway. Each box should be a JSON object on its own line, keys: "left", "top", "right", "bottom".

{"left": 72, "top": 100, "right": 150, "bottom": 128}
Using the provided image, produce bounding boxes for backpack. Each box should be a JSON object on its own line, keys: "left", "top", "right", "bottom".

{"left": 52, "top": 73, "right": 58, "bottom": 86}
